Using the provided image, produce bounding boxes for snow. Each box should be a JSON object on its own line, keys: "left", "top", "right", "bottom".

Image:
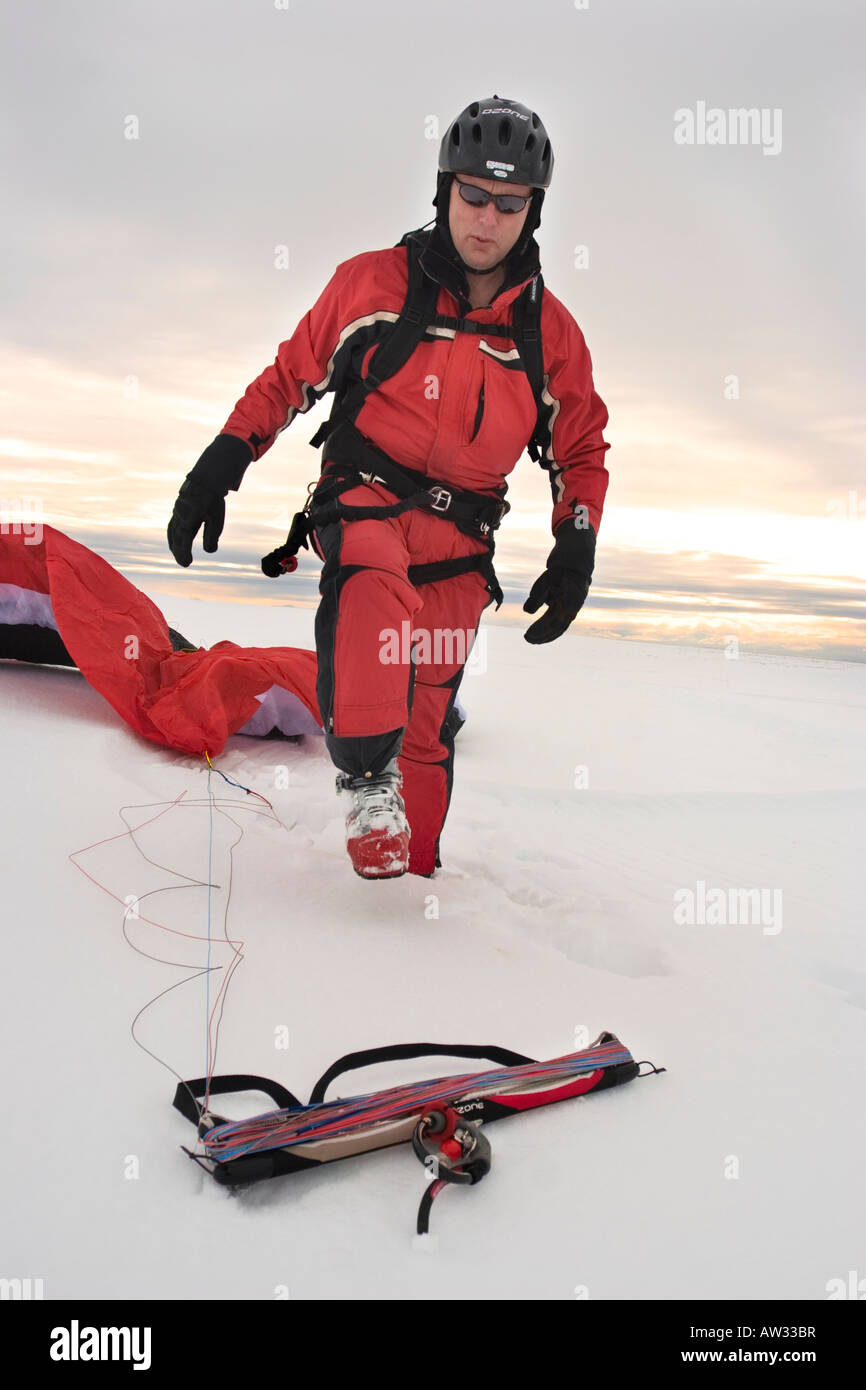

{"left": 1, "top": 594, "right": 864, "bottom": 1300}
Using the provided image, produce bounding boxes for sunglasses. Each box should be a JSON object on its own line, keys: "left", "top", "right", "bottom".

{"left": 454, "top": 176, "right": 533, "bottom": 215}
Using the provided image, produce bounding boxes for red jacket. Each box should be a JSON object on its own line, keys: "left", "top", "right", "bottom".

{"left": 221, "top": 236, "right": 610, "bottom": 536}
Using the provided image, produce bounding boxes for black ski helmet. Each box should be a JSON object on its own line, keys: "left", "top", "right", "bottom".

{"left": 432, "top": 95, "right": 553, "bottom": 274}
{"left": 439, "top": 94, "right": 554, "bottom": 188}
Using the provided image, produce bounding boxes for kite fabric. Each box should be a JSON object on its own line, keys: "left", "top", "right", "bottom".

{"left": 0, "top": 525, "right": 322, "bottom": 754}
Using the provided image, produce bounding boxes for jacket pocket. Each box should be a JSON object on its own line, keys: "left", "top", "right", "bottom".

{"left": 469, "top": 383, "right": 485, "bottom": 442}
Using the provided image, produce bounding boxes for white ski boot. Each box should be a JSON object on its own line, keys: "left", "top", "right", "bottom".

{"left": 337, "top": 758, "right": 410, "bottom": 879}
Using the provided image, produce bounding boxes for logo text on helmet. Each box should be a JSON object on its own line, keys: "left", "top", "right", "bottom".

{"left": 481, "top": 106, "right": 530, "bottom": 121}
{"left": 486, "top": 159, "right": 515, "bottom": 173}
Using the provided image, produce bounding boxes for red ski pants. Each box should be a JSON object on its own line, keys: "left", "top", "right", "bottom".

{"left": 313, "top": 480, "right": 494, "bottom": 875}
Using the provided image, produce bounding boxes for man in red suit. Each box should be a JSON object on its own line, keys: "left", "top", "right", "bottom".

{"left": 168, "top": 95, "right": 610, "bottom": 880}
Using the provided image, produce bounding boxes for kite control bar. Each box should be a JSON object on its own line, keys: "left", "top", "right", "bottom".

{"left": 173, "top": 1033, "right": 664, "bottom": 1233}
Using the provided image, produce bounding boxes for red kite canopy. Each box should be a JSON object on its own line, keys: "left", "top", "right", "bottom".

{"left": 0, "top": 525, "right": 322, "bottom": 755}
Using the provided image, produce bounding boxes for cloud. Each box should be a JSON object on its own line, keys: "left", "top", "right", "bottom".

{"left": 2, "top": 0, "right": 862, "bottom": 664}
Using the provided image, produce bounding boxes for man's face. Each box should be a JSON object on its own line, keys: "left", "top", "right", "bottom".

{"left": 448, "top": 172, "right": 533, "bottom": 272}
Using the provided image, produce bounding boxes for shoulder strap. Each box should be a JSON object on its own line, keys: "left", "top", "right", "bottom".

{"left": 309, "top": 231, "right": 439, "bottom": 449}
{"left": 511, "top": 272, "right": 547, "bottom": 462}
{"left": 310, "top": 241, "right": 547, "bottom": 462}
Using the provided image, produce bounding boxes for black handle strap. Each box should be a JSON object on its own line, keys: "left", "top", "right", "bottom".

{"left": 260, "top": 510, "right": 311, "bottom": 577}
{"left": 173, "top": 1074, "right": 302, "bottom": 1127}
{"left": 175, "top": 1044, "right": 539, "bottom": 1129}
{"left": 309, "top": 1042, "right": 536, "bottom": 1105}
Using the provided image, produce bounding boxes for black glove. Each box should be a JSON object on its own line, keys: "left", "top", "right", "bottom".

{"left": 523, "top": 519, "right": 596, "bottom": 644}
{"left": 167, "top": 434, "right": 253, "bottom": 567}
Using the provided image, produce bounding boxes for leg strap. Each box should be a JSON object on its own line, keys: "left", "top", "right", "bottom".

{"left": 407, "top": 552, "right": 503, "bottom": 609}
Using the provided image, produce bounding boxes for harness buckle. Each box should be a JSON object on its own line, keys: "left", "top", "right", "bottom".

{"left": 428, "top": 486, "right": 453, "bottom": 513}
{"left": 478, "top": 499, "right": 510, "bottom": 535}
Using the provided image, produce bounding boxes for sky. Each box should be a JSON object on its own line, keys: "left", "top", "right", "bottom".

{"left": 1, "top": 0, "right": 864, "bottom": 659}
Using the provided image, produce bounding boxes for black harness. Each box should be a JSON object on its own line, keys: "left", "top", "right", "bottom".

{"left": 261, "top": 228, "right": 547, "bottom": 608}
